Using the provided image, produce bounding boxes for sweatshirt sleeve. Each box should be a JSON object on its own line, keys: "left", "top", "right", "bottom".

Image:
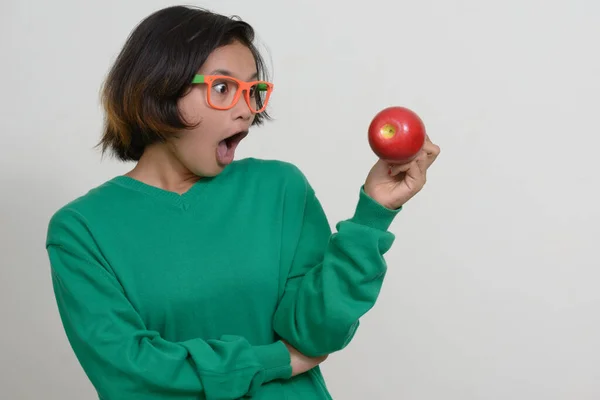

{"left": 46, "top": 209, "right": 291, "bottom": 400}
{"left": 272, "top": 168, "right": 401, "bottom": 357}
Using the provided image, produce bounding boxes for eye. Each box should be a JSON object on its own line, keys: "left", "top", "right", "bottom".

{"left": 212, "top": 82, "right": 229, "bottom": 95}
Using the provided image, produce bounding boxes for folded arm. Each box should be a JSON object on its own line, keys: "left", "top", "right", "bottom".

{"left": 273, "top": 167, "right": 400, "bottom": 357}
{"left": 47, "top": 209, "right": 291, "bottom": 400}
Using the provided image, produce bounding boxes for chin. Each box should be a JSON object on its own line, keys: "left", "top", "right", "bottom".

{"left": 194, "top": 163, "right": 226, "bottom": 178}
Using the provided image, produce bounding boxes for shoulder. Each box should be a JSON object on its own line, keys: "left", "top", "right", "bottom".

{"left": 46, "top": 178, "right": 124, "bottom": 247}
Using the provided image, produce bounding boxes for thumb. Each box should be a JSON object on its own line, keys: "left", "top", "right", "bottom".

{"left": 389, "top": 162, "right": 413, "bottom": 177}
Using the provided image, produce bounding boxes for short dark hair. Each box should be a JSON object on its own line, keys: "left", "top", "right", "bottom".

{"left": 97, "top": 5, "right": 271, "bottom": 161}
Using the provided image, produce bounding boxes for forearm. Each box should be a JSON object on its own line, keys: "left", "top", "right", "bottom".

{"left": 273, "top": 187, "right": 399, "bottom": 357}
{"left": 48, "top": 242, "right": 292, "bottom": 399}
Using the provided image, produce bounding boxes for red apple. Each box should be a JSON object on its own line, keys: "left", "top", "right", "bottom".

{"left": 368, "top": 106, "right": 426, "bottom": 163}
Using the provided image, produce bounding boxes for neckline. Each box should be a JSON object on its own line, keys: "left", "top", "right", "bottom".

{"left": 110, "top": 174, "right": 214, "bottom": 210}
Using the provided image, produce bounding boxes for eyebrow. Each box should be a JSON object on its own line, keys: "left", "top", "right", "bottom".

{"left": 209, "top": 69, "right": 259, "bottom": 81}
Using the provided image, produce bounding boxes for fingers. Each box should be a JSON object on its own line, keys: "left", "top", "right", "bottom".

{"left": 414, "top": 150, "right": 428, "bottom": 181}
{"left": 388, "top": 147, "right": 434, "bottom": 176}
{"left": 389, "top": 162, "right": 411, "bottom": 176}
{"left": 423, "top": 140, "right": 440, "bottom": 157}
{"left": 385, "top": 137, "right": 440, "bottom": 177}
{"left": 422, "top": 138, "right": 441, "bottom": 168}
{"left": 399, "top": 150, "right": 427, "bottom": 182}
{"left": 403, "top": 155, "right": 427, "bottom": 193}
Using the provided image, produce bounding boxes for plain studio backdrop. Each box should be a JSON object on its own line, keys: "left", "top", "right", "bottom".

{"left": 1, "top": 0, "right": 599, "bottom": 399}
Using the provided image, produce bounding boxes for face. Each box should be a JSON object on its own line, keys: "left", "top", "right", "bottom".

{"left": 171, "top": 41, "right": 261, "bottom": 177}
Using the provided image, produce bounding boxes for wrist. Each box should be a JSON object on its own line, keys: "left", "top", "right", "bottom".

{"left": 363, "top": 184, "right": 400, "bottom": 210}
{"left": 280, "top": 340, "right": 297, "bottom": 373}
{"left": 253, "top": 341, "right": 294, "bottom": 382}
{"left": 351, "top": 186, "right": 401, "bottom": 231}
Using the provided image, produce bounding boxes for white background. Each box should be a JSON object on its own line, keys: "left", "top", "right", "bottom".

{"left": 2, "top": 0, "right": 599, "bottom": 399}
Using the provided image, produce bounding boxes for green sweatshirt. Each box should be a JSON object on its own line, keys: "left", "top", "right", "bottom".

{"left": 46, "top": 157, "right": 400, "bottom": 400}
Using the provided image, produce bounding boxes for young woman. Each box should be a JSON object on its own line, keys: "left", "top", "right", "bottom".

{"left": 46, "top": 5, "right": 440, "bottom": 400}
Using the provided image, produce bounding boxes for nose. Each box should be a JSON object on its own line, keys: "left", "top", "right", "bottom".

{"left": 231, "top": 90, "right": 253, "bottom": 121}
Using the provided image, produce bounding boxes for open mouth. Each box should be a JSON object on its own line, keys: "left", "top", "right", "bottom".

{"left": 217, "top": 130, "right": 248, "bottom": 165}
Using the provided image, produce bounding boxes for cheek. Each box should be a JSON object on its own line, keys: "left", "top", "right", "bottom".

{"left": 173, "top": 114, "right": 220, "bottom": 155}
{"left": 168, "top": 129, "right": 214, "bottom": 172}
{"left": 179, "top": 131, "right": 211, "bottom": 154}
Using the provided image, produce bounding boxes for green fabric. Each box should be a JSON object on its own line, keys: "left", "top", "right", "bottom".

{"left": 46, "top": 158, "right": 400, "bottom": 399}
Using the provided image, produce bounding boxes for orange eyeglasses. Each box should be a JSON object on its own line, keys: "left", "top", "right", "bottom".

{"left": 191, "top": 74, "right": 273, "bottom": 113}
